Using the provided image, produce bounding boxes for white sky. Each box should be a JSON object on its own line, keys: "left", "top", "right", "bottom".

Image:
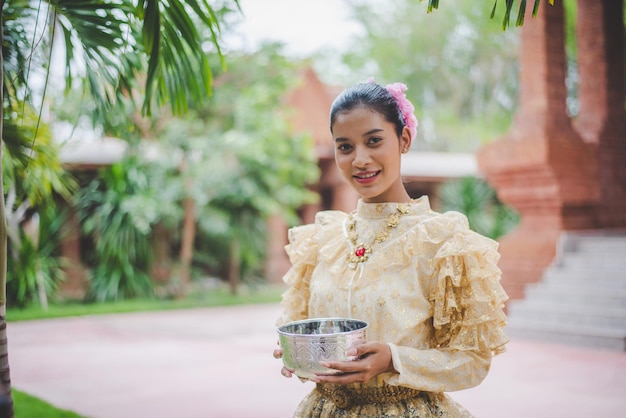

{"left": 228, "top": 0, "right": 363, "bottom": 57}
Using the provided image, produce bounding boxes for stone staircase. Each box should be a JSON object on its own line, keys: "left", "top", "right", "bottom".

{"left": 505, "top": 231, "right": 626, "bottom": 351}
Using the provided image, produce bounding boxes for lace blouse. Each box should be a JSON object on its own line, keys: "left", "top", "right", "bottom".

{"left": 277, "top": 197, "right": 508, "bottom": 416}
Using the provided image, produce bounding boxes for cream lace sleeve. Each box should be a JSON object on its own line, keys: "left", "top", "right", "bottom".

{"left": 275, "top": 223, "right": 318, "bottom": 326}
{"left": 386, "top": 211, "right": 509, "bottom": 392}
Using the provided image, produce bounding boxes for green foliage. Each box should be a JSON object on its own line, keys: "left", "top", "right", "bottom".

{"left": 6, "top": 204, "right": 68, "bottom": 308}
{"left": 14, "top": 389, "right": 84, "bottom": 418}
{"left": 149, "top": 47, "right": 320, "bottom": 283}
{"left": 438, "top": 176, "right": 518, "bottom": 240}
{"left": 2, "top": 1, "right": 46, "bottom": 107}
{"left": 189, "top": 48, "right": 319, "bottom": 281}
{"left": 1, "top": 98, "right": 76, "bottom": 308}
{"left": 2, "top": 100, "right": 76, "bottom": 205}
{"left": 76, "top": 157, "right": 161, "bottom": 301}
{"left": 328, "top": 0, "right": 520, "bottom": 152}
{"left": 53, "top": 43, "right": 319, "bottom": 297}
{"left": 2, "top": 0, "right": 239, "bottom": 136}
{"left": 189, "top": 128, "right": 318, "bottom": 280}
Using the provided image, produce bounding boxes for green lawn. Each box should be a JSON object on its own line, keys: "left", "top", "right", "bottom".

{"left": 13, "top": 390, "right": 84, "bottom": 418}
{"left": 7, "top": 284, "right": 285, "bottom": 322}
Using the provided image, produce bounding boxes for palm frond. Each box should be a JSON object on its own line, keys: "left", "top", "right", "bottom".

{"left": 2, "top": 0, "right": 41, "bottom": 103}
{"left": 426, "top": 0, "right": 440, "bottom": 13}
{"left": 49, "top": 0, "right": 237, "bottom": 119}
{"left": 51, "top": 0, "right": 135, "bottom": 122}
{"left": 140, "top": 0, "right": 228, "bottom": 115}
{"left": 493, "top": 0, "right": 554, "bottom": 30}
{"left": 423, "top": 0, "right": 550, "bottom": 29}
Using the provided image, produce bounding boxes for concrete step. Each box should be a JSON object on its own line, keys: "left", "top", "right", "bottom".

{"left": 507, "top": 231, "right": 626, "bottom": 351}
{"left": 508, "top": 299, "right": 626, "bottom": 329}
{"left": 560, "top": 230, "right": 626, "bottom": 242}
{"left": 541, "top": 270, "right": 626, "bottom": 289}
{"left": 505, "top": 319, "right": 626, "bottom": 351}
{"left": 529, "top": 279, "right": 626, "bottom": 295}
{"left": 559, "top": 232, "right": 626, "bottom": 254}
{"left": 524, "top": 283, "right": 626, "bottom": 308}
{"left": 555, "top": 257, "right": 626, "bottom": 271}
{"left": 566, "top": 240, "right": 626, "bottom": 252}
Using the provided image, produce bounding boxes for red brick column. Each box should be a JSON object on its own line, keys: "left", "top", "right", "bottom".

{"left": 575, "top": 0, "right": 626, "bottom": 228}
{"left": 265, "top": 214, "right": 291, "bottom": 283}
{"left": 58, "top": 207, "right": 88, "bottom": 300}
{"left": 477, "top": 3, "right": 599, "bottom": 300}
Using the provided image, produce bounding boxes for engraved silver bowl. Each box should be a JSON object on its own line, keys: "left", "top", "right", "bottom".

{"left": 277, "top": 318, "right": 368, "bottom": 379}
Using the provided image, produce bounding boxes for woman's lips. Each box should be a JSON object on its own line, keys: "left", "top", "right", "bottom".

{"left": 353, "top": 171, "right": 380, "bottom": 184}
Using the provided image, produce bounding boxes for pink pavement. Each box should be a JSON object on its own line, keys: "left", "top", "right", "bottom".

{"left": 7, "top": 303, "right": 626, "bottom": 418}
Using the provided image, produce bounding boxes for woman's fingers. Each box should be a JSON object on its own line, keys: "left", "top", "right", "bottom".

{"left": 273, "top": 348, "right": 283, "bottom": 359}
{"left": 281, "top": 366, "right": 294, "bottom": 378}
{"left": 316, "top": 360, "right": 361, "bottom": 377}
{"left": 274, "top": 343, "right": 291, "bottom": 378}
{"left": 312, "top": 341, "right": 393, "bottom": 384}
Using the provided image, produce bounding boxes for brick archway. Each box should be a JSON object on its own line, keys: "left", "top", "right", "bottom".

{"left": 477, "top": 0, "right": 625, "bottom": 300}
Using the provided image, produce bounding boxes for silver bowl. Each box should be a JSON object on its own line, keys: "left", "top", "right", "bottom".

{"left": 277, "top": 318, "right": 368, "bottom": 379}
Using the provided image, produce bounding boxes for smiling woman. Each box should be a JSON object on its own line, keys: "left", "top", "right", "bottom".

{"left": 273, "top": 79, "right": 509, "bottom": 417}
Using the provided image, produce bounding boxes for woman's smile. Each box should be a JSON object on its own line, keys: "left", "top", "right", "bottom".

{"left": 353, "top": 170, "right": 381, "bottom": 184}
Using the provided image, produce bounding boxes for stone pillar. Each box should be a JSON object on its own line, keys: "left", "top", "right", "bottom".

{"left": 477, "top": 3, "right": 599, "bottom": 300}
{"left": 265, "top": 214, "right": 290, "bottom": 283}
{"left": 58, "top": 208, "right": 87, "bottom": 300}
{"left": 575, "top": 0, "right": 626, "bottom": 228}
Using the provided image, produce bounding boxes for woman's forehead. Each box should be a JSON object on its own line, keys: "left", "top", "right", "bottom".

{"left": 332, "top": 107, "right": 389, "bottom": 133}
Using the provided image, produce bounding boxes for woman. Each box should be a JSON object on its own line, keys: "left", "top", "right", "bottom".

{"left": 273, "top": 80, "right": 508, "bottom": 417}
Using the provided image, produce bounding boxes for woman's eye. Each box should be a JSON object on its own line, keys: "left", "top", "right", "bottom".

{"left": 369, "top": 136, "right": 383, "bottom": 144}
{"left": 337, "top": 143, "right": 352, "bottom": 152}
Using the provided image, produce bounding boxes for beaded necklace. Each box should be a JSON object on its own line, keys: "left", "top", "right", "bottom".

{"left": 346, "top": 203, "right": 411, "bottom": 269}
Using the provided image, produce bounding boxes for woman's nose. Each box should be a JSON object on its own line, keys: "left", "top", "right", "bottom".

{"left": 352, "top": 147, "right": 371, "bottom": 167}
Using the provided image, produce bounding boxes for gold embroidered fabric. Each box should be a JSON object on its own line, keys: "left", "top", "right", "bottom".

{"left": 277, "top": 197, "right": 509, "bottom": 417}
{"left": 296, "top": 386, "right": 473, "bottom": 418}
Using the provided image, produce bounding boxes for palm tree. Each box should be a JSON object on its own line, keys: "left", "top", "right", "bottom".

{"left": 1, "top": 0, "right": 238, "bottom": 414}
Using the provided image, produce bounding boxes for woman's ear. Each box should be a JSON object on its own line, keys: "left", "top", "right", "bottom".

{"left": 400, "top": 126, "right": 412, "bottom": 153}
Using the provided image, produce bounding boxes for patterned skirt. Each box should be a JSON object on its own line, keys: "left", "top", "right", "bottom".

{"left": 293, "top": 384, "right": 474, "bottom": 418}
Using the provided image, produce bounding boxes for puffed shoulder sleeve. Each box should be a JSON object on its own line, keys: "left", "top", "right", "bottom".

{"left": 430, "top": 211, "right": 509, "bottom": 355}
{"left": 275, "top": 223, "right": 318, "bottom": 326}
{"left": 386, "top": 211, "right": 509, "bottom": 392}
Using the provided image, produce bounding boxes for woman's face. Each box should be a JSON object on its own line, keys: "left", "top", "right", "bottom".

{"left": 332, "top": 106, "right": 412, "bottom": 203}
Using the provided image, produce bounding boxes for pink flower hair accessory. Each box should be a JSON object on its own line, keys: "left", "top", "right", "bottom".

{"left": 385, "top": 82, "right": 418, "bottom": 140}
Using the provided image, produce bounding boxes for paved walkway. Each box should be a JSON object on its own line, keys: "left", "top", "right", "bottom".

{"left": 8, "top": 303, "right": 626, "bottom": 418}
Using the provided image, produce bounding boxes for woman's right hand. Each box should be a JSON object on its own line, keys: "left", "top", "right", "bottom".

{"left": 273, "top": 343, "right": 294, "bottom": 378}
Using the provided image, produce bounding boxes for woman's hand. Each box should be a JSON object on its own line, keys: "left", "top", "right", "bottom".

{"left": 273, "top": 342, "right": 295, "bottom": 378}
{"left": 311, "top": 341, "right": 395, "bottom": 384}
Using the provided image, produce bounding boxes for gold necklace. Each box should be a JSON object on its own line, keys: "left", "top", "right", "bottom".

{"left": 346, "top": 203, "right": 411, "bottom": 268}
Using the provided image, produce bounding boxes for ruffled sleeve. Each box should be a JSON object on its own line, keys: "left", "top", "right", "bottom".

{"left": 430, "top": 213, "right": 509, "bottom": 355}
{"left": 386, "top": 211, "right": 508, "bottom": 392}
{"left": 275, "top": 223, "right": 318, "bottom": 326}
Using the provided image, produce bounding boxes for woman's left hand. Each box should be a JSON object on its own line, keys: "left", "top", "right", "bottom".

{"left": 311, "top": 341, "right": 395, "bottom": 384}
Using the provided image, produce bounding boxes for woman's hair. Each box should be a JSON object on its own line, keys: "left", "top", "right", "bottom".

{"left": 329, "top": 82, "right": 406, "bottom": 138}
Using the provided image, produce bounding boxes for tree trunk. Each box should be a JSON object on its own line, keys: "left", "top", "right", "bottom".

{"left": 179, "top": 195, "right": 196, "bottom": 287}
{"left": 228, "top": 237, "right": 240, "bottom": 295}
{"left": 0, "top": 4, "right": 15, "bottom": 417}
{"left": 177, "top": 156, "right": 196, "bottom": 296}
